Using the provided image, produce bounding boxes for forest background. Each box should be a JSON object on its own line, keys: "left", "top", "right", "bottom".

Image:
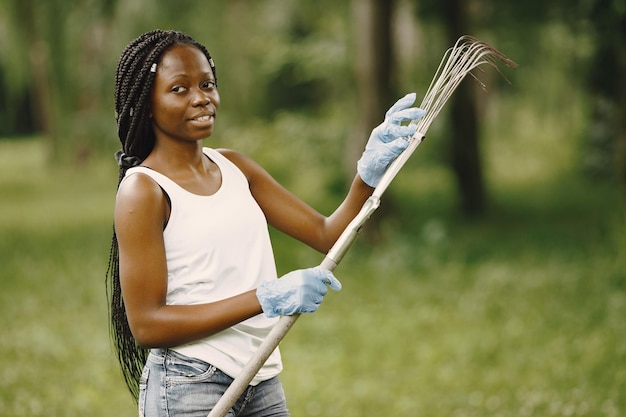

{"left": 0, "top": 0, "right": 624, "bottom": 416}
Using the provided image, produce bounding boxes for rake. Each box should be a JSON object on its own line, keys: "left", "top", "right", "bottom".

{"left": 207, "top": 35, "right": 517, "bottom": 417}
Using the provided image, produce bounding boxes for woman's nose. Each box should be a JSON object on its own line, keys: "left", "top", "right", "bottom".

{"left": 191, "top": 89, "right": 211, "bottom": 106}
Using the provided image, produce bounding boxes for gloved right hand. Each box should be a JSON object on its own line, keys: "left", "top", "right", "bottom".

{"left": 256, "top": 268, "right": 342, "bottom": 318}
{"left": 357, "top": 93, "right": 426, "bottom": 188}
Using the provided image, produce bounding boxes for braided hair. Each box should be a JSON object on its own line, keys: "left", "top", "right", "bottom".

{"left": 105, "top": 29, "right": 217, "bottom": 400}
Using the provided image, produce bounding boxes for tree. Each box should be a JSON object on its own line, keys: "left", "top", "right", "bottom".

{"left": 348, "top": 0, "right": 399, "bottom": 239}
{"left": 441, "top": 0, "right": 486, "bottom": 217}
{"left": 349, "top": 0, "right": 396, "bottom": 171}
{"left": 580, "top": 0, "right": 626, "bottom": 185}
{"left": 0, "top": 0, "right": 120, "bottom": 162}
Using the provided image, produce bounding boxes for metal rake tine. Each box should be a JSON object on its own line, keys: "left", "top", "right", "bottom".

{"left": 413, "top": 36, "right": 517, "bottom": 133}
{"left": 415, "top": 40, "right": 481, "bottom": 128}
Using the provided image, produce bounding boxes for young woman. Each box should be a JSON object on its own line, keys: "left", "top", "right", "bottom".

{"left": 106, "top": 29, "right": 424, "bottom": 417}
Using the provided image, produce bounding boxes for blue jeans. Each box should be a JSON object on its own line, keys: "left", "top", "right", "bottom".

{"left": 140, "top": 349, "right": 290, "bottom": 417}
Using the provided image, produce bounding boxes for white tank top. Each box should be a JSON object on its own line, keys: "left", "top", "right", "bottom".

{"left": 123, "top": 147, "right": 282, "bottom": 384}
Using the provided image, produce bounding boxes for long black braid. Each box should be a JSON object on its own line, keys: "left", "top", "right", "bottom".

{"left": 105, "top": 29, "right": 217, "bottom": 400}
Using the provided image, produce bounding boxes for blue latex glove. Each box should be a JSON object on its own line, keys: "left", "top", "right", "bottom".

{"left": 357, "top": 93, "right": 426, "bottom": 187}
{"left": 257, "top": 268, "right": 342, "bottom": 318}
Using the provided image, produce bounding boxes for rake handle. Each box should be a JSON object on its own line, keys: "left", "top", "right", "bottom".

{"left": 207, "top": 314, "right": 299, "bottom": 417}
{"left": 206, "top": 259, "right": 336, "bottom": 417}
{"left": 206, "top": 134, "right": 426, "bottom": 417}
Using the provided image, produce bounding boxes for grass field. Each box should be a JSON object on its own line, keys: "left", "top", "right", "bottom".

{"left": 0, "top": 137, "right": 624, "bottom": 416}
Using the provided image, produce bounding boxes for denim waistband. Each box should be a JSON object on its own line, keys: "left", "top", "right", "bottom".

{"left": 149, "top": 348, "right": 214, "bottom": 369}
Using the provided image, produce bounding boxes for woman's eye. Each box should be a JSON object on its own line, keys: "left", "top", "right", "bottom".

{"left": 203, "top": 81, "right": 216, "bottom": 89}
{"left": 172, "top": 86, "right": 187, "bottom": 93}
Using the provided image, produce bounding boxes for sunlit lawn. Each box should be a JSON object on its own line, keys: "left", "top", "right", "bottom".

{"left": 0, "top": 136, "right": 624, "bottom": 416}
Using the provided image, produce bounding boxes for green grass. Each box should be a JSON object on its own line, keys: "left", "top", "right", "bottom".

{"left": 0, "top": 137, "right": 624, "bottom": 416}
{"left": 276, "top": 178, "right": 625, "bottom": 417}
{"left": 0, "top": 139, "right": 135, "bottom": 416}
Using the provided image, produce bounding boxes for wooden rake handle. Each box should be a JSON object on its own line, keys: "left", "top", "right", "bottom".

{"left": 207, "top": 134, "right": 426, "bottom": 417}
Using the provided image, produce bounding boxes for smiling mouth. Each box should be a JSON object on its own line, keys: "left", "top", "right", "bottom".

{"left": 192, "top": 115, "right": 213, "bottom": 122}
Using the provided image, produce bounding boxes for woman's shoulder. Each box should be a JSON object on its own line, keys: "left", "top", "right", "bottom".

{"left": 116, "top": 170, "right": 165, "bottom": 207}
{"left": 214, "top": 148, "right": 245, "bottom": 164}
{"left": 215, "top": 148, "right": 253, "bottom": 180}
{"left": 214, "top": 148, "right": 264, "bottom": 182}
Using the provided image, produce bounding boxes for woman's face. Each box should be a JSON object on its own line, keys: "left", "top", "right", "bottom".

{"left": 150, "top": 44, "right": 220, "bottom": 144}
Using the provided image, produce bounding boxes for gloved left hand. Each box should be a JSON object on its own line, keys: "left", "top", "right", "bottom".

{"left": 357, "top": 93, "right": 426, "bottom": 188}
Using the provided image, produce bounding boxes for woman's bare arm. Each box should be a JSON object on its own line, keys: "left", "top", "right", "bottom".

{"left": 220, "top": 149, "right": 373, "bottom": 254}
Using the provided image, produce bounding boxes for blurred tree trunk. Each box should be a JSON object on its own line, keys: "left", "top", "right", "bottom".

{"left": 442, "top": 0, "right": 486, "bottom": 217}
{"left": 620, "top": 35, "right": 626, "bottom": 187}
{"left": 348, "top": 0, "right": 395, "bottom": 168}
{"left": 13, "top": 1, "right": 57, "bottom": 143}
{"left": 349, "top": 0, "right": 396, "bottom": 240}
{"left": 583, "top": 0, "right": 626, "bottom": 187}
